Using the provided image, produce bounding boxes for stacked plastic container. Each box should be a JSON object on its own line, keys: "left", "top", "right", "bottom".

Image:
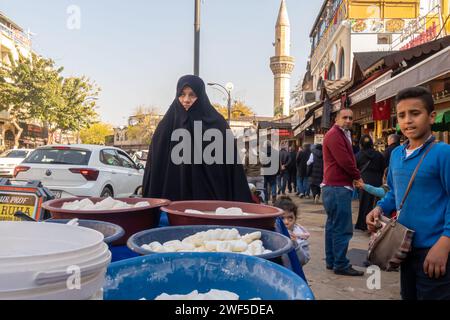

{"left": 0, "top": 222, "right": 111, "bottom": 300}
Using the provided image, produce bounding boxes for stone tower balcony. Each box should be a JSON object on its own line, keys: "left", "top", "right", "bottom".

{"left": 270, "top": 56, "right": 295, "bottom": 75}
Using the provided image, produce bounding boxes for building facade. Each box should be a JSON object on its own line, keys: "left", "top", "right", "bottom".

{"left": 291, "top": 0, "right": 450, "bottom": 147}
{"left": 0, "top": 12, "right": 34, "bottom": 151}
{"left": 308, "top": 0, "right": 421, "bottom": 93}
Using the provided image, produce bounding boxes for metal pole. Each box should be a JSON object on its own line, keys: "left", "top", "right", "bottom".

{"left": 227, "top": 91, "right": 231, "bottom": 125}
{"left": 194, "top": 0, "right": 201, "bottom": 76}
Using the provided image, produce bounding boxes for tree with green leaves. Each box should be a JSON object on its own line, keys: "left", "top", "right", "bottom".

{"left": 79, "top": 122, "right": 113, "bottom": 145}
{"left": 0, "top": 51, "right": 100, "bottom": 147}
{"left": 40, "top": 76, "right": 100, "bottom": 144}
{"left": 0, "top": 51, "right": 58, "bottom": 147}
{"left": 213, "top": 100, "right": 254, "bottom": 120}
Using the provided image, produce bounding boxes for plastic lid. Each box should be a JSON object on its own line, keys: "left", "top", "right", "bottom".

{"left": 0, "top": 222, "right": 104, "bottom": 259}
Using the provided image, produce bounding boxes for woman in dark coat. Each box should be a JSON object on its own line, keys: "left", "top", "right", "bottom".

{"left": 296, "top": 144, "right": 311, "bottom": 198}
{"left": 355, "top": 135, "right": 386, "bottom": 231}
{"left": 142, "top": 75, "right": 252, "bottom": 203}
{"left": 308, "top": 144, "right": 324, "bottom": 203}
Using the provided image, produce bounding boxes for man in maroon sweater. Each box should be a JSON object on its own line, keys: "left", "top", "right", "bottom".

{"left": 322, "top": 108, "right": 364, "bottom": 276}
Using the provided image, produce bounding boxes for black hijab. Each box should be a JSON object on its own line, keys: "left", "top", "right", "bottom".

{"left": 142, "top": 75, "right": 252, "bottom": 202}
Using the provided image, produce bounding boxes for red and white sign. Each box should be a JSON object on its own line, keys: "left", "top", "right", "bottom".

{"left": 400, "top": 22, "right": 438, "bottom": 51}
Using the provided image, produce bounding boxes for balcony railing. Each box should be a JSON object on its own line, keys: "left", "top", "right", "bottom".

{"left": 0, "top": 22, "right": 31, "bottom": 48}
{"left": 310, "top": 0, "right": 347, "bottom": 72}
{"left": 311, "top": 0, "right": 346, "bottom": 52}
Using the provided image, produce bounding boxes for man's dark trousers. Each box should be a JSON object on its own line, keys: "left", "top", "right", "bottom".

{"left": 401, "top": 248, "right": 450, "bottom": 300}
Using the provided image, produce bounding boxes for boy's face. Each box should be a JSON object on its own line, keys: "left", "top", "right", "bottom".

{"left": 397, "top": 98, "right": 436, "bottom": 142}
{"left": 282, "top": 211, "right": 296, "bottom": 231}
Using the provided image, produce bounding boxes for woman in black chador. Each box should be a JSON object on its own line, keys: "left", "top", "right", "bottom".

{"left": 142, "top": 75, "right": 252, "bottom": 203}
{"left": 355, "top": 135, "right": 386, "bottom": 231}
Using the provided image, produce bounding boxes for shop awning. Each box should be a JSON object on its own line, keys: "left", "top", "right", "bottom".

{"left": 396, "top": 109, "right": 450, "bottom": 132}
{"left": 376, "top": 46, "right": 450, "bottom": 103}
{"left": 294, "top": 116, "right": 314, "bottom": 137}
{"left": 350, "top": 71, "right": 392, "bottom": 106}
{"left": 435, "top": 109, "right": 450, "bottom": 124}
{"left": 432, "top": 108, "right": 450, "bottom": 132}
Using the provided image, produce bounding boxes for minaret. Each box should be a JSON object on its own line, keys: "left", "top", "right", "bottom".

{"left": 270, "top": 0, "right": 295, "bottom": 117}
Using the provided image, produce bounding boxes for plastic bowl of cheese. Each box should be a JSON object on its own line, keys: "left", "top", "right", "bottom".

{"left": 162, "top": 200, "right": 283, "bottom": 230}
{"left": 42, "top": 197, "right": 171, "bottom": 245}
{"left": 103, "top": 252, "right": 314, "bottom": 300}
{"left": 127, "top": 225, "right": 293, "bottom": 262}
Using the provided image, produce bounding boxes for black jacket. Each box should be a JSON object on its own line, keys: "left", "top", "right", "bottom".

{"left": 296, "top": 149, "right": 311, "bottom": 177}
{"left": 288, "top": 151, "right": 297, "bottom": 172}
{"left": 279, "top": 148, "right": 291, "bottom": 172}
{"left": 309, "top": 148, "right": 324, "bottom": 186}
{"left": 357, "top": 148, "right": 386, "bottom": 187}
{"left": 384, "top": 142, "right": 400, "bottom": 167}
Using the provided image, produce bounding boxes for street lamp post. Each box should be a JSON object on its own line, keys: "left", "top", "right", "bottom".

{"left": 194, "top": 0, "right": 201, "bottom": 76}
{"left": 207, "top": 82, "right": 234, "bottom": 125}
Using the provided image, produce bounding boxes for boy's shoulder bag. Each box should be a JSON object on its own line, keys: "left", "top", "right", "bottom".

{"left": 367, "top": 141, "right": 436, "bottom": 271}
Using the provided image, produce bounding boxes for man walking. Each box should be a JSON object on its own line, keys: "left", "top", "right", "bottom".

{"left": 296, "top": 144, "right": 311, "bottom": 198}
{"left": 278, "top": 143, "right": 291, "bottom": 195}
{"left": 287, "top": 146, "right": 297, "bottom": 193}
{"left": 244, "top": 149, "right": 264, "bottom": 192}
{"left": 322, "top": 108, "right": 364, "bottom": 276}
{"left": 261, "top": 141, "right": 278, "bottom": 204}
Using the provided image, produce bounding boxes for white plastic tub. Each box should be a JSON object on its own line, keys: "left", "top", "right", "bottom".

{"left": 0, "top": 222, "right": 111, "bottom": 300}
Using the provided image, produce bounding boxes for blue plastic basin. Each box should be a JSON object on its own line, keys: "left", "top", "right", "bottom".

{"left": 103, "top": 253, "right": 314, "bottom": 300}
{"left": 127, "top": 225, "right": 292, "bottom": 261}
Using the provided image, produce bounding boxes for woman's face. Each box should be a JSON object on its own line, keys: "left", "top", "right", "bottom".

{"left": 179, "top": 86, "right": 198, "bottom": 111}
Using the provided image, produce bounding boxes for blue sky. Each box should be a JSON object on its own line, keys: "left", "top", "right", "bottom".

{"left": 2, "top": 0, "right": 323, "bottom": 126}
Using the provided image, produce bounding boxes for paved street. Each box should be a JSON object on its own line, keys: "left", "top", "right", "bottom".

{"left": 285, "top": 193, "right": 401, "bottom": 300}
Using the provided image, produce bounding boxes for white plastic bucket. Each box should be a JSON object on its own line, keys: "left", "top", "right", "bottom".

{"left": 0, "top": 222, "right": 111, "bottom": 300}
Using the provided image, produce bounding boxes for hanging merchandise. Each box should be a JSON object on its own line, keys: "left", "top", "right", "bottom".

{"left": 321, "top": 96, "right": 332, "bottom": 129}
{"left": 373, "top": 99, "right": 391, "bottom": 121}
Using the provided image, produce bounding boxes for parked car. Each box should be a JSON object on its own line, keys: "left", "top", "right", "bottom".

{"left": 0, "top": 148, "right": 34, "bottom": 178}
{"left": 131, "top": 150, "right": 148, "bottom": 167}
{"left": 14, "top": 145, "right": 145, "bottom": 199}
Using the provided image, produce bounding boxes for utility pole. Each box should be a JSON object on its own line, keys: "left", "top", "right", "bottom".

{"left": 194, "top": 0, "right": 201, "bottom": 76}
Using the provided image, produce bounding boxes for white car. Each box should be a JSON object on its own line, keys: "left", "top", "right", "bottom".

{"left": 0, "top": 149, "right": 34, "bottom": 177}
{"left": 14, "top": 145, "right": 145, "bottom": 199}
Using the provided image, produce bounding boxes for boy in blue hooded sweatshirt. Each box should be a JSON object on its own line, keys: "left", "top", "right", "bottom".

{"left": 367, "top": 87, "right": 450, "bottom": 300}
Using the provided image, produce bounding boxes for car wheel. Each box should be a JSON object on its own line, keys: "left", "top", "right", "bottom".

{"left": 135, "top": 186, "right": 143, "bottom": 196}
{"left": 100, "top": 186, "right": 113, "bottom": 198}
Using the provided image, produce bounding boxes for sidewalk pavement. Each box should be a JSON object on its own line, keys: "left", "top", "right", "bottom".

{"left": 283, "top": 193, "right": 401, "bottom": 300}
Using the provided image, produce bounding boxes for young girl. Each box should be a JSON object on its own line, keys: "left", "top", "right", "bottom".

{"left": 274, "top": 196, "right": 311, "bottom": 266}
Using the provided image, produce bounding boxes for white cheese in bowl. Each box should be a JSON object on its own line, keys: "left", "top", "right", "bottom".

{"left": 141, "top": 228, "right": 272, "bottom": 256}
{"left": 61, "top": 197, "right": 150, "bottom": 211}
{"left": 185, "top": 207, "right": 256, "bottom": 216}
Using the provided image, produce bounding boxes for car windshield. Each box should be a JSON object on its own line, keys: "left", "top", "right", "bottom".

{"left": 23, "top": 148, "right": 91, "bottom": 165}
{"left": 0, "top": 150, "right": 29, "bottom": 158}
